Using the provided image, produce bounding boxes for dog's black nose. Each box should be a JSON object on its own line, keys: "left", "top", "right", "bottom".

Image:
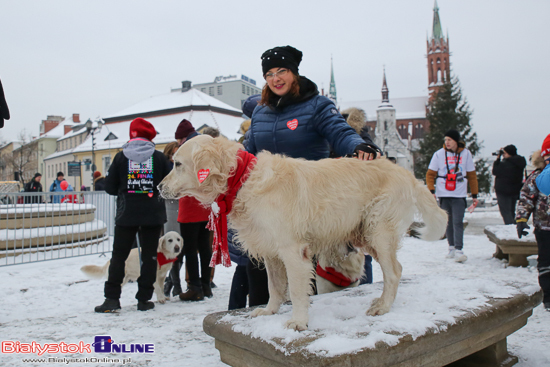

{"left": 174, "top": 245, "right": 180, "bottom": 253}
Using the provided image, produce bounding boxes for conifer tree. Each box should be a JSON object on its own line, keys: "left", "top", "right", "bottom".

{"left": 414, "top": 77, "right": 491, "bottom": 193}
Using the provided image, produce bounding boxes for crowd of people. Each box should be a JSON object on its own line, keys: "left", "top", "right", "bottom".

{"left": 85, "top": 45, "right": 550, "bottom": 313}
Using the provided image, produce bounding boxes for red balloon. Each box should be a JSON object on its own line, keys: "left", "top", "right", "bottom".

{"left": 60, "top": 181, "right": 69, "bottom": 191}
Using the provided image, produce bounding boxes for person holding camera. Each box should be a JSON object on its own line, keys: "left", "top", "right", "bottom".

{"left": 492, "top": 145, "right": 526, "bottom": 225}
{"left": 426, "top": 129, "right": 479, "bottom": 263}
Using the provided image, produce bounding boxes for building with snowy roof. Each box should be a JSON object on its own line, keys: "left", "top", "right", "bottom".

{"left": 45, "top": 84, "right": 246, "bottom": 190}
{"left": 178, "top": 74, "right": 263, "bottom": 110}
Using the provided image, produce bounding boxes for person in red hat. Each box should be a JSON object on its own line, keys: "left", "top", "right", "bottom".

{"left": 94, "top": 117, "right": 171, "bottom": 313}
{"left": 516, "top": 135, "right": 550, "bottom": 311}
{"left": 536, "top": 134, "right": 550, "bottom": 196}
{"left": 163, "top": 118, "right": 213, "bottom": 301}
{"left": 93, "top": 170, "right": 106, "bottom": 191}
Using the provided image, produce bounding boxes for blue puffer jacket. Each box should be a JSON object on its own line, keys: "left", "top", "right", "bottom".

{"left": 246, "top": 77, "right": 377, "bottom": 160}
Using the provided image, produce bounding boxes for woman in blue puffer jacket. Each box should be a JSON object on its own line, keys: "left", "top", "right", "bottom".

{"left": 243, "top": 45, "right": 380, "bottom": 302}
{"left": 246, "top": 45, "right": 380, "bottom": 161}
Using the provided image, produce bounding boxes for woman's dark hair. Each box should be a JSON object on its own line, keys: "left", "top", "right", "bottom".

{"left": 260, "top": 71, "right": 301, "bottom": 108}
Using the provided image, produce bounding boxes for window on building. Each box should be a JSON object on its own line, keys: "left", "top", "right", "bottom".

{"left": 209, "top": 87, "right": 214, "bottom": 96}
{"left": 103, "top": 156, "right": 111, "bottom": 173}
{"left": 246, "top": 86, "right": 250, "bottom": 95}
{"left": 414, "top": 123, "right": 424, "bottom": 139}
{"left": 242, "top": 85, "right": 245, "bottom": 94}
{"left": 201, "top": 88, "right": 206, "bottom": 93}
{"left": 217, "top": 85, "right": 222, "bottom": 95}
{"left": 80, "top": 134, "right": 83, "bottom": 144}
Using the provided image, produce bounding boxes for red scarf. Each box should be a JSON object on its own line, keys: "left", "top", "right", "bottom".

{"left": 157, "top": 252, "right": 177, "bottom": 267}
{"left": 208, "top": 150, "right": 257, "bottom": 267}
{"left": 316, "top": 264, "right": 358, "bottom": 287}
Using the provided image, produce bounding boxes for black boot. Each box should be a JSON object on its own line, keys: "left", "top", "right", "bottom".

{"left": 202, "top": 280, "right": 213, "bottom": 298}
{"left": 137, "top": 300, "right": 155, "bottom": 311}
{"left": 170, "top": 259, "right": 183, "bottom": 297}
{"left": 179, "top": 284, "right": 204, "bottom": 301}
{"left": 95, "top": 299, "right": 121, "bottom": 313}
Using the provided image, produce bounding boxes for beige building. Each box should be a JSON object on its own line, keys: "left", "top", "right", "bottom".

{"left": 0, "top": 141, "right": 23, "bottom": 183}
{"left": 38, "top": 114, "right": 83, "bottom": 190}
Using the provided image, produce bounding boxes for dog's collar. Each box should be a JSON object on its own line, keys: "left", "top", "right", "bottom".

{"left": 208, "top": 149, "right": 257, "bottom": 267}
{"left": 316, "top": 264, "right": 357, "bottom": 287}
{"left": 157, "top": 252, "right": 177, "bottom": 267}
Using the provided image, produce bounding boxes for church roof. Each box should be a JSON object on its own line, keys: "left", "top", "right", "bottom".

{"left": 339, "top": 96, "right": 428, "bottom": 121}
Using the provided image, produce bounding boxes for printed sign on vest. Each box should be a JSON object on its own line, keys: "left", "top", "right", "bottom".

{"left": 127, "top": 157, "right": 154, "bottom": 194}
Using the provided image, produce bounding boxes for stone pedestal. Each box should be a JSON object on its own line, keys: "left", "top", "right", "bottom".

{"left": 204, "top": 290, "right": 541, "bottom": 367}
{"left": 484, "top": 225, "right": 538, "bottom": 267}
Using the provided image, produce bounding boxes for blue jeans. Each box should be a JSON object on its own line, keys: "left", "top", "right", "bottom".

{"left": 359, "top": 255, "right": 373, "bottom": 285}
{"left": 439, "top": 197, "right": 466, "bottom": 250}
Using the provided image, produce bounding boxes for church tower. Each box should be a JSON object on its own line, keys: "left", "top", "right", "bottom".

{"left": 329, "top": 56, "right": 337, "bottom": 104}
{"left": 427, "top": 0, "right": 450, "bottom": 101}
{"left": 374, "top": 69, "right": 413, "bottom": 171}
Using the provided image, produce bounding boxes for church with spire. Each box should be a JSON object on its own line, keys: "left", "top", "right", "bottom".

{"left": 338, "top": 1, "right": 450, "bottom": 171}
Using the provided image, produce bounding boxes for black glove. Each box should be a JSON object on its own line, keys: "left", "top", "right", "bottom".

{"left": 354, "top": 143, "right": 380, "bottom": 157}
{"left": 516, "top": 221, "right": 530, "bottom": 239}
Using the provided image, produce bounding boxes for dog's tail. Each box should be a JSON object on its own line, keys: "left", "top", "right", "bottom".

{"left": 80, "top": 261, "right": 110, "bottom": 279}
{"left": 414, "top": 182, "right": 448, "bottom": 241}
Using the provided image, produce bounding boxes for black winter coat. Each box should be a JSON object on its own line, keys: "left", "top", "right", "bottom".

{"left": 492, "top": 155, "right": 527, "bottom": 196}
{"left": 105, "top": 146, "right": 171, "bottom": 226}
{"left": 0, "top": 78, "right": 9, "bottom": 128}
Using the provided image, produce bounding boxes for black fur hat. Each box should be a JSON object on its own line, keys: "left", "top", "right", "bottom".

{"left": 261, "top": 46, "right": 303, "bottom": 76}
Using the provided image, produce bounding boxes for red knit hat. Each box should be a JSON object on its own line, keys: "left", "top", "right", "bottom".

{"left": 541, "top": 134, "right": 550, "bottom": 157}
{"left": 93, "top": 171, "right": 102, "bottom": 179}
{"left": 175, "top": 119, "right": 195, "bottom": 140}
{"left": 129, "top": 118, "right": 156, "bottom": 141}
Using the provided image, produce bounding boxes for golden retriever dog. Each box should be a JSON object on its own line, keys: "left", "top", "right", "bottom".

{"left": 159, "top": 136, "right": 447, "bottom": 330}
{"left": 315, "top": 247, "right": 366, "bottom": 295}
{"left": 80, "top": 231, "right": 183, "bottom": 304}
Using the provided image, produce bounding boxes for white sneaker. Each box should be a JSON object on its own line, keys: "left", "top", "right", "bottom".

{"left": 446, "top": 247, "right": 456, "bottom": 259}
{"left": 455, "top": 250, "right": 467, "bottom": 263}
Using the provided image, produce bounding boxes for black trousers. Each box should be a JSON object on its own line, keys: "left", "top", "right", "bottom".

{"left": 179, "top": 222, "right": 211, "bottom": 288}
{"left": 496, "top": 194, "right": 518, "bottom": 225}
{"left": 534, "top": 229, "right": 550, "bottom": 305}
{"left": 228, "top": 264, "right": 249, "bottom": 310}
{"left": 104, "top": 225, "right": 163, "bottom": 301}
{"left": 246, "top": 259, "right": 269, "bottom": 307}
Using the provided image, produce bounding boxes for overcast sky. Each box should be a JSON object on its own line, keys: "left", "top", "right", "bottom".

{"left": 1, "top": 0, "right": 548, "bottom": 158}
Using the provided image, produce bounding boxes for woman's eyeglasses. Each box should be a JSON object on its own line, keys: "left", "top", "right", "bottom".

{"left": 264, "top": 69, "right": 288, "bottom": 80}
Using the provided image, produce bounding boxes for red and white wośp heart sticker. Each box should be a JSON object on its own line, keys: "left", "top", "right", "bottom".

{"left": 287, "top": 119, "right": 298, "bottom": 130}
{"left": 198, "top": 169, "right": 210, "bottom": 183}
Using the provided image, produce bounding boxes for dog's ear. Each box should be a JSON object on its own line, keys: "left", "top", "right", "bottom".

{"left": 158, "top": 235, "right": 165, "bottom": 252}
{"left": 191, "top": 138, "right": 240, "bottom": 195}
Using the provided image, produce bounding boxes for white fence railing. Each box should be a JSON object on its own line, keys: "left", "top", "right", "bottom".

{"left": 0, "top": 191, "right": 116, "bottom": 266}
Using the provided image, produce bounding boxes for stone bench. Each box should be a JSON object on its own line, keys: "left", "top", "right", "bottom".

{"left": 203, "top": 287, "right": 541, "bottom": 367}
{"left": 484, "top": 225, "right": 538, "bottom": 267}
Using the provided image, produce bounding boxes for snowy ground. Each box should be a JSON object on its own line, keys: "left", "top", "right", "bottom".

{"left": 1, "top": 209, "right": 549, "bottom": 366}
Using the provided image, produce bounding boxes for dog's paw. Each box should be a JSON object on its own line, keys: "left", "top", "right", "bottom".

{"left": 157, "top": 295, "right": 167, "bottom": 304}
{"left": 366, "top": 302, "right": 390, "bottom": 316}
{"left": 250, "top": 307, "right": 274, "bottom": 317}
{"left": 284, "top": 319, "right": 308, "bottom": 331}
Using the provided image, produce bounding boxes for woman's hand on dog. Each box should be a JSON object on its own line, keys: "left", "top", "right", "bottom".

{"left": 354, "top": 144, "right": 380, "bottom": 161}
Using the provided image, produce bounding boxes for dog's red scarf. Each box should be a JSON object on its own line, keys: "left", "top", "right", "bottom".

{"left": 316, "top": 264, "right": 358, "bottom": 287}
{"left": 157, "top": 252, "right": 177, "bottom": 267}
{"left": 208, "top": 150, "right": 257, "bottom": 267}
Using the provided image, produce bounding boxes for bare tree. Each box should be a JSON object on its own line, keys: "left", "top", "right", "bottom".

{"left": 4, "top": 130, "right": 38, "bottom": 185}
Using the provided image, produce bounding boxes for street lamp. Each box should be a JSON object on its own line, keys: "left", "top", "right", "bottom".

{"left": 85, "top": 119, "right": 96, "bottom": 181}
